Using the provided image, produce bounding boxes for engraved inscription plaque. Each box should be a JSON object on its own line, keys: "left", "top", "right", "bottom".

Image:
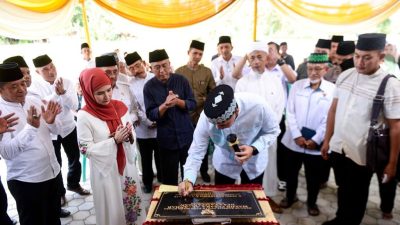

{"left": 151, "top": 191, "right": 265, "bottom": 220}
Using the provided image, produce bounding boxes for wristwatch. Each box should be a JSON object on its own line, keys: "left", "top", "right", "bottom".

{"left": 251, "top": 146, "right": 259, "bottom": 156}
{"left": 277, "top": 58, "right": 286, "bottom": 66}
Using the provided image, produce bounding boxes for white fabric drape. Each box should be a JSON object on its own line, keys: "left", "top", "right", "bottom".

{"left": 0, "top": 0, "right": 75, "bottom": 39}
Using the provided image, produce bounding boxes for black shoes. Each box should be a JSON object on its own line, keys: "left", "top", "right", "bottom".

{"left": 60, "top": 208, "right": 71, "bottom": 218}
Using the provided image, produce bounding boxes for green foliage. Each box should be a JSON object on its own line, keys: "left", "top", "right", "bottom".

{"left": 377, "top": 19, "right": 391, "bottom": 34}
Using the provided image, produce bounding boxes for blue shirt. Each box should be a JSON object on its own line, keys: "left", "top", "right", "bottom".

{"left": 143, "top": 73, "right": 196, "bottom": 150}
{"left": 184, "top": 92, "right": 280, "bottom": 183}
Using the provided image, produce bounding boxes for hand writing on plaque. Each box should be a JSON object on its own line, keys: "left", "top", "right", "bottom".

{"left": 178, "top": 179, "right": 193, "bottom": 197}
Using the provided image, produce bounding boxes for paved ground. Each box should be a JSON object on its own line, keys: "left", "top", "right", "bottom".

{"left": 2, "top": 154, "right": 400, "bottom": 225}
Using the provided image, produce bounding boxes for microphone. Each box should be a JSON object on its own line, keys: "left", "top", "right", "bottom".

{"left": 226, "top": 133, "right": 241, "bottom": 152}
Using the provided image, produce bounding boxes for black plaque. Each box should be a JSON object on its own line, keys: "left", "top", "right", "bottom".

{"left": 152, "top": 191, "right": 265, "bottom": 219}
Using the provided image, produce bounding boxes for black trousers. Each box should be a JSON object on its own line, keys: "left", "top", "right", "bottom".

{"left": 8, "top": 177, "right": 60, "bottom": 225}
{"left": 52, "top": 128, "right": 82, "bottom": 196}
{"left": 214, "top": 169, "right": 264, "bottom": 185}
{"left": 277, "top": 115, "right": 288, "bottom": 182}
{"left": 137, "top": 138, "right": 162, "bottom": 188}
{"left": 285, "top": 149, "right": 322, "bottom": 206}
{"left": 0, "top": 177, "right": 13, "bottom": 225}
{"left": 320, "top": 155, "right": 331, "bottom": 184}
{"left": 330, "top": 151, "right": 373, "bottom": 225}
{"left": 158, "top": 145, "right": 189, "bottom": 185}
{"left": 378, "top": 173, "right": 398, "bottom": 213}
{"left": 200, "top": 150, "right": 209, "bottom": 176}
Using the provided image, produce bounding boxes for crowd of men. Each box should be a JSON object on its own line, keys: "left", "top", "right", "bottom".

{"left": 0, "top": 32, "right": 400, "bottom": 225}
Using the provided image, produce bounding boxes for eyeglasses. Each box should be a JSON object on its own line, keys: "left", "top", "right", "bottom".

{"left": 104, "top": 69, "right": 118, "bottom": 76}
{"left": 151, "top": 63, "right": 170, "bottom": 72}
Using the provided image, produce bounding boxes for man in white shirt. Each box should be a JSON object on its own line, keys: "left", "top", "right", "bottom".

{"left": 280, "top": 53, "right": 335, "bottom": 216}
{"left": 0, "top": 62, "right": 62, "bottom": 225}
{"left": 179, "top": 85, "right": 280, "bottom": 196}
{"left": 235, "top": 41, "right": 285, "bottom": 213}
{"left": 0, "top": 110, "right": 18, "bottom": 225}
{"left": 31, "top": 54, "right": 90, "bottom": 208}
{"left": 321, "top": 33, "right": 400, "bottom": 225}
{"left": 125, "top": 52, "right": 160, "bottom": 193}
{"left": 211, "top": 36, "right": 242, "bottom": 90}
{"left": 95, "top": 55, "right": 141, "bottom": 125}
{"left": 80, "top": 43, "right": 95, "bottom": 70}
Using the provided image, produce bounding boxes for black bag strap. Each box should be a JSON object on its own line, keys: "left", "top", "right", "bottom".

{"left": 370, "top": 74, "right": 396, "bottom": 126}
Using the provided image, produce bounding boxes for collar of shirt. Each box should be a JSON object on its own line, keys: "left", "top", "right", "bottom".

{"left": 0, "top": 96, "right": 22, "bottom": 108}
{"left": 302, "top": 78, "right": 332, "bottom": 92}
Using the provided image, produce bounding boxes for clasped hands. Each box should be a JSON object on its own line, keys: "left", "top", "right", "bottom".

{"left": 111, "top": 122, "right": 134, "bottom": 144}
{"left": 163, "top": 91, "right": 180, "bottom": 108}
{"left": 294, "top": 137, "right": 318, "bottom": 150}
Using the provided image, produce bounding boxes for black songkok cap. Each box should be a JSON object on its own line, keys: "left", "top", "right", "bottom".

{"left": 95, "top": 55, "right": 117, "bottom": 67}
{"left": 3, "top": 56, "right": 28, "bottom": 68}
{"left": 0, "top": 63, "right": 24, "bottom": 82}
{"left": 331, "top": 35, "right": 344, "bottom": 43}
{"left": 81, "top": 43, "right": 90, "bottom": 49}
{"left": 190, "top": 40, "right": 205, "bottom": 51}
{"left": 336, "top": 41, "right": 355, "bottom": 56}
{"left": 149, "top": 49, "right": 169, "bottom": 63}
{"left": 315, "top": 39, "right": 331, "bottom": 49}
{"left": 125, "top": 52, "right": 142, "bottom": 66}
{"left": 204, "top": 84, "right": 237, "bottom": 124}
{"left": 32, "top": 54, "right": 52, "bottom": 68}
{"left": 356, "top": 33, "right": 386, "bottom": 51}
{"left": 218, "top": 36, "right": 231, "bottom": 45}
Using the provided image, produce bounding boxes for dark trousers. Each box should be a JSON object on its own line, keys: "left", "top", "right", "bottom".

{"left": 277, "top": 115, "right": 288, "bottom": 182}
{"left": 8, "top": 177, "right": 60, "bottom": 225}
{"left": 200, "top": 150, "right": 209, "bottom": 176}
{"left": 0, "top": 177, "right": 13, "bottom": 225}
{"left": 215, "top": 170, "right": 264, "bottom": 185}
{"left": 330, "top": 151, "right": 373, "bottom": 225}
{"left": 137, "top": 138, "right": 162, "bottom": 188}
{"left": 320, "top": 156, "right": 331, "bottom": 184}
{"left": 52, "top": 128, "right": 82, "bottom": 196}
{"left": 158, "top": 145, "right": 189, "bottom": 185}
{"left": 285, "top": 149, "right": 322, "bottom": 206}
{"left": 378, "top": 174, "right": 398, "bottom": 213}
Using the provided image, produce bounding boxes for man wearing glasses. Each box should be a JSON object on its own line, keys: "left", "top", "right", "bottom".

{"left": 143, "top": 49, "right": 196, "bottom": 185}
{"left": 95, "top": 55, "right": 141, "bottom": 126}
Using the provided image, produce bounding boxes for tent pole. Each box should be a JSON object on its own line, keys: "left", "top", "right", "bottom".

{"left": 81, "top": 0, "right": 91, "bottom": 46}
{"left": 253, "top": 0, "right": 258, "bottom": 41}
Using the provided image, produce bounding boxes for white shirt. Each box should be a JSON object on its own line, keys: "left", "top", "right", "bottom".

{"left": 0, "top": 96, "right": 61, "bottom": 182}
{"left": 29, "top": 75, "right": 78, "bottom": 139}
{"left": 211, "top": 55, "right": 242, "bottom": 90}
{"left": 184, "top": 93, "right": 280, "bottom": 184}
{"left": 282, "top": 79, "right": 335, "bottom": 155}
{"left": 241, "top": 64, "right": 296, "bottom": 107}
{"left": 113, "top": 77, "right": 140, "bottom": 123}
{"left": 330, "top": 67, "right": 400, "bottom": 165}
{"left": 235, "top": 69, "right": 286, "bottom": 118}
{"left": 129, "top": 72, "right": 156, "bottom": 139}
